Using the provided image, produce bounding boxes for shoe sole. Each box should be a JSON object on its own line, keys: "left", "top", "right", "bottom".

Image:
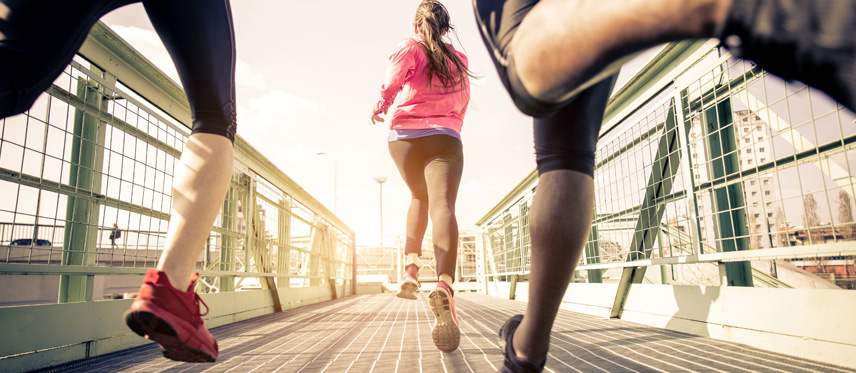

{"left": 124, "top": 310, "right": 215, "bottom": 363}
{"left": 396, "top": 281, "right": 419, "bottom": 300}
{"left": 429, "top": 289, "right": 460, "bottom": 352}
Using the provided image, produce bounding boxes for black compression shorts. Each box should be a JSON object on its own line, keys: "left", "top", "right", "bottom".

{"left": 472, "top": 0, "right": 616, "bottom": 177}
{"left": 0, "top": 0, "right": 237, "bottom": 142}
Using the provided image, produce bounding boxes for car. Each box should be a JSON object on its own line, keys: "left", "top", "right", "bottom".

{"left": 10, "top": 239, "right": 52, "bottom": 246}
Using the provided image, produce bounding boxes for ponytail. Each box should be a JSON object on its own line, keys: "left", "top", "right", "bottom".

{"left": 414, "top": 1, "right": 474, "bottom": 89}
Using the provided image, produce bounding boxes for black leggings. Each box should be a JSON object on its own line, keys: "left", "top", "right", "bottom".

{"left": 0, "top": 0, "right": 237, "bottom": 142}
{"left": 388, "top": 135, "right": 464, "bottom": 279}
{"left": 473, "top": 0, "right": 616, "bottom": 176}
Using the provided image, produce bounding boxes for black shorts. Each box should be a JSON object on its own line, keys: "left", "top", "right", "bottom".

{"left": 473, "top": 0, "right": 616, "bottom": 176}
{"left": 0, "top": 0, "right": 237, "bottom": 142}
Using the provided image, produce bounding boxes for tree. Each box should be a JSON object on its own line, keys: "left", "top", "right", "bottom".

{"left": 774, "top": 206, "right": 789, "bottom": 247}
{"left": 802, "top": 194, "right": 822, "bottom": 244}
{"left": 837, "top": 190, "right": 856, "bottom": 241}
{"left": 803, "top": 194, "right": 829, "bottom": 273}
{"left": 747, "top": 210, "right": 762, "bottom": 250}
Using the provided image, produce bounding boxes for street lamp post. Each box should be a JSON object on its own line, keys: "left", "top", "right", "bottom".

{"left": 373, "top": 175, "right": 387, "bottom": 247}
{"left": 316, "top": 152, "right": 337, "bottom": 214}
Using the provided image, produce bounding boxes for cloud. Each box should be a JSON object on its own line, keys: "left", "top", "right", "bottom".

{"left": 110, "top": 26, "right": 267, "bottom": 92}
{"left": 238, "top": 90, "right": 326, "bottom": 136}
{"left": 236, "top": 59, "right": 267, "bottom": 91}
{"left": 235, "top": 90, "right": 334, "bottom": 193}
{"left": 109, "top": 25, "right": 179, "bottom": 83}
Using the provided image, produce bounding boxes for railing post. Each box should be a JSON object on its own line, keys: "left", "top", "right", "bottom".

{"left": 245, "top": 176, "right": 254, "bottom": 276}
{"left": 323, "top": 225, "right": 337, "bottom": 299}
{"left": 351, "top": 232, "right": 357, "bottom": 295}
{"left": 508, "top": 273, "right": 519, "bottom": 300}
{"left": 518, "top": 201, "right": 529, "bottom": 274}
{"left": 675, "top": 88, "right": 704, "bottom": 256}
{"left": 219, "top": 180, "right": 238, "bottom": 292}
{"left": 702, "top": 99, "right": 753, "bottom": 287}
{"left": 59, "top": 70, "right": 107, "bottom": 303}
{"left": 610, "top": 100, "right": 682, "bottom": 317}
{"left": 277, "top": 197, "right": 292, "bottom": 289}
{"left": 585, "top": 210, "right": 604, "bottom": 283}
{"left": 309, "top": 222, "right": 323, "bottom": 287}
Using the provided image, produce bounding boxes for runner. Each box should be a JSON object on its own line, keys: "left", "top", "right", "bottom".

{"left": 472, "top": 0, "right": 856, "bottom": 371}
{"left": 0, "top": 0, "right": 238, "bottom": 362}
{"left": 371, "top": 0, "right": 475, "bottom": 353}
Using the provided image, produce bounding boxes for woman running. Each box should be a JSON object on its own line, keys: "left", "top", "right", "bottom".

{"left": 0, "top": 0, "right": 237, "bottom": 362}
{"left": 370, "top": 0, "right": 474, "bottom": 353}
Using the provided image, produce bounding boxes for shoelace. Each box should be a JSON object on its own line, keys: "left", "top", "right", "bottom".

{"left": 192, "top": 293, "right": 210, "bottom": 325}
{"left": 402, "top": 273, "right": 421, "bottom": 287}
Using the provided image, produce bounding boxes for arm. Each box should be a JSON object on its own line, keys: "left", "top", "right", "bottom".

{"left": 372, "top": 40, "right": 418, "bottom": 117}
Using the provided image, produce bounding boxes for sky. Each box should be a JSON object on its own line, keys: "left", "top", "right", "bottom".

{"left": 100, "top": 1, "right": 653, "bottom": 247}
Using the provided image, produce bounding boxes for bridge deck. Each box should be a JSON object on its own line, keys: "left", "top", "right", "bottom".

{"left": 42, "top": 293, "right": 853, "bottom": 373}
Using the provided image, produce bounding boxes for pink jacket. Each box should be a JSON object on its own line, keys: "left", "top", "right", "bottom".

{"left": 373, "top": 35, "right": 470, "bottom": 134}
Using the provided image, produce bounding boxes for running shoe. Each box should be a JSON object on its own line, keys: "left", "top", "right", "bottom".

{"left": 396, "top": 264, "right": 420, "bottom": 300}
{"left": 718, "top": 0, "right": 856, "bottom": 111}
{"left": 499, "top": 315, "right": 545, "bottom": 373}
{"left": 428, "top": 280, "right": 460, "bottom": 352}
{"left": 124, "top": 270, "right": 219, "bottom": 362}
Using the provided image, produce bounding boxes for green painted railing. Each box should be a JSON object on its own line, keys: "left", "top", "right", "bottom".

{"left": 474, "top": 40, "right": 856, "bottom": 368}
{"left": 476, "top": 39, "right": 856, "bottom": 297}
{"left": 0, "top": 22, "right": 355, "bottom": 372}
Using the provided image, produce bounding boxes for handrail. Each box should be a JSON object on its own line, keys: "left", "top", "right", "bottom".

{"left": 0, "top": 21, "right": 356, "bottom": 301}
{"left": 476, "top": 37, "right": 856, "bottom": 290}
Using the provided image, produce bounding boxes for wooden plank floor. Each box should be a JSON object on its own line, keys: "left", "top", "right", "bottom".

{"left": 39, "top": 293, "right": 855, "bottom": 373}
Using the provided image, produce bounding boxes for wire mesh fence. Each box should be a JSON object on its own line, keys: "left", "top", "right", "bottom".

{"left": 0, "top": 24, "right": 354, "bottom": 306}
{"left": 478, "top": 42, "right": 856, "bottom": 290}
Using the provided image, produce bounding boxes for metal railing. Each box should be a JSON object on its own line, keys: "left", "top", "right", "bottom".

{"left": 0, "top": 21, "right": 355, "bottom": 304}
{"left": 476, "top": 40, "right": 856, "bottom": 293}
{"left": 355, "top": 231, "right": 479, "bottom": 285}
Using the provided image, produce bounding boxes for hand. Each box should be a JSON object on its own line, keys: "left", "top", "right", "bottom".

{"left": 371, "top": 114, "right": 385, "bottom": 125}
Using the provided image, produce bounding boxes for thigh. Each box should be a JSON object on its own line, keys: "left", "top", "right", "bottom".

{"left": 424, "top": 136, "right": 464, "bottom": 206}
{"left": 0, "top": 0, "right": 134, "bottom": 116}
{"left": 533, "top": 74, "right": 617, "bottom": 177}
{"left": 142, "top": 0, "right": 237, "bottom": 141}
{"left": 389, "top": 139, "right": 429, "bottom": 200}
{"left": 472, "top": 0, "right": 538, "bottom": 93}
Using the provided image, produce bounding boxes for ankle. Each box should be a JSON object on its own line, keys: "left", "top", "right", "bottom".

{"left": 439, "top": 273, "right": 454, "bottom": 286}
{"left": 156, "top": 268, "right": 191, "bottom": 292}
{"left": 512, "top": 324, "right": 548, "bottom": 366}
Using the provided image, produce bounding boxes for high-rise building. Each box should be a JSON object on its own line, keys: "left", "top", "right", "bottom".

{"left": 688, "top": 109, "right": 778, "bottom": 251}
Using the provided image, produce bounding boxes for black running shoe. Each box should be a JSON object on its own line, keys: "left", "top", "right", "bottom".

{"left": 498, "top": 315, "right": 545, "bottom": 373}
{"left": 719, "top": 0, "right": 856, "bottom": 111}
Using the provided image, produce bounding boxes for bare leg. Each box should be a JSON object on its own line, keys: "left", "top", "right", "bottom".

{"left": 157, "top": 133, "right": 234, "bottom": 289}
{"left": 512, "top": 170, "right": 594, "bottom": 365}
{"left": 512, "top": 0, "right": 732, "bottom": 103}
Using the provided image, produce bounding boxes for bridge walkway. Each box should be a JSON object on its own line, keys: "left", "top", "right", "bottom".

{"left": 39, "top": 293, "right": 855, "bottom": 373}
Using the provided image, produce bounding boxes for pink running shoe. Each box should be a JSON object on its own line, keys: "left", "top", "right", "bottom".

{"left": 429, "top": 280, "right": 460, "bottom": 352}
{"left": 124, "top": 270, "right": 219, "bottom": 362}
{"left": 396, "top": 264, "right": 420, "bottom": 300}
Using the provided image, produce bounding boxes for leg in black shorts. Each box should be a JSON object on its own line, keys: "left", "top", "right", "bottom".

{"left": 473, "top": 1, "right": 856, "bottom": 372}
{"left": 0, "top": 0, "right": 237, "bottom": 362}
{"left": 472, "top": 2, "right": 617, "bottom": 372}
{"left": 0, "top": 0, "right": 237, "bottom": 141}
{"left": 473, "top": 0, "right": 616, "bottom": 177}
